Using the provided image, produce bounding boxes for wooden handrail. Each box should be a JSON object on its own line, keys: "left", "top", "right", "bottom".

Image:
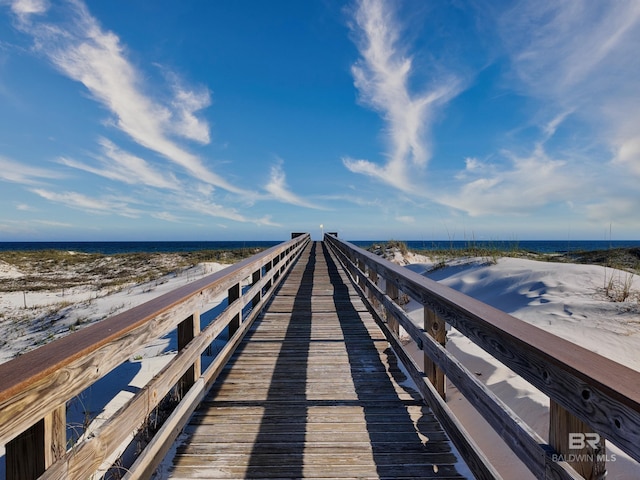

{"left": 325, "top": 233, "right": 640, "bottom": 480}
{"left": 0, "top": 233, "right": 310, "bottom": 479}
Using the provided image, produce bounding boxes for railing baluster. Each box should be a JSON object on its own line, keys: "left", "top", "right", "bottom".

{"left": 0, "top": 234, "right": 310, "bottom": 480}
{"left": 368, "top": 268, "right": 379, "bottom": 310}
{"left": 228, "top": 283, "right": 240, "bottom": 337}
{"left": 177, "top": 313, "right": 201, "bottom": 394}
{"left": 252, "top": 268, "right": 261, "bottom": 308}
{"left": 357, "top": 258, "right": 366, "bottom": 290}
{"left": 324, "top": 233, "right": 640, "bottom": 478}
{"left": 550, "top": 399, "right": 606, "bottom": 479}
{"left": 6, "top": 404, "right": 65, "bottom": 480}
{"left": 424, "top": 308, "right": 446, "bottom": 400}
{"left": 385, "top": 279, "right": 399, "bottom": 336}
{"left": 263, "top": 260, "right": 273, "bottom": 294}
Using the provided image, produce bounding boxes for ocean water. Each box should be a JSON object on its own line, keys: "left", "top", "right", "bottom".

{"left": 1, "top": 239, "right": 639, "bottom": 255}
{"left": 350, "top": 239, "right": 640, "bottom": 254}
{"left": 0, "top": 240, "right": 280, "bottom": 254}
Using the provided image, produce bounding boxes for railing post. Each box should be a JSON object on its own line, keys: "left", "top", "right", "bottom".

{"left": 177, "top": 313, "right": 201, "bottom": 394}
{"left": 368, "top": 269, "right": 379, "bottom": 310}
{"left": 263, "top": 260, "right": 273, "bottom": 294}
{"left": 357, "top": 258, "right": 366, "bottom": 290}
{"left": 424, "top": 308, "right": 446, "bottom": 400}
{"left": 252, "top": 268, "right": 261, "bottom": 308}
{"left": 6, "top": 405, "right": 66, "bottom": 480}
{"left": 385, "top": 279, "right": 400, "bottom": 336}
{"left": 228, "top": 282, "right": 240, "bottom": 337}
{"left": 549, "top": 399, "right": 606, "bottom": 479}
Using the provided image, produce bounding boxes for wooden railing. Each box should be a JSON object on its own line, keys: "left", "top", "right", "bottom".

{"left": 325, "top": 234, "right": 640, "bottom": 480}
{"left": 0, "top": 233, "right": 310, "bottom": 480}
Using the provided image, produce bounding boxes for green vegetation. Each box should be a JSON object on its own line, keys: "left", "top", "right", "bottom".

{"left": 554, "top": 247, "right": 640, "bottom": 274}
{"left": 369, "top": 239, "right": 523, "bottom": 267}
{"left": 368, "top": 241, "right": 640, "bottom": 303}
{"left": 0, "top": 247, "right": 266, "bottom": 293}
{"left": 370, "top": 240, "right": 640, "bottom": 274}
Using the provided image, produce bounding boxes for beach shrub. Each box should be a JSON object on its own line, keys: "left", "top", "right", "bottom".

{"left": 603, "top": 268, "right": 637, "bottom": 302}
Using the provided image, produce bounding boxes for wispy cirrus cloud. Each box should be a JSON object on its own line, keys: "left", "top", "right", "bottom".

{"left": 30, "top": 188, "right": 141, "bottom": 217}
{"left": 440, "top": 1, "right": 640, "bottom": 222}
{"left": 0, "top": 155, "right": 62, "bottom": 184}
{"left": 344, "top": 0, "right": 460, "bottom": 192}
{"left": 7, "top": 0, "right": 47, "bottom": 18}
{"left": 441, "top": 146, "right": 578, "bottom": 216}
{"left": 499, "top": 1, "right": 640, "bottom": 180}
{"left": 10, "top": 0, "right": 249, "bottom": 195}
{"left": 500, "top": 1, "right": 640, "bottom": 99}
{"left": 265, "top": 160, "right": 327, "bottom": 210}
{"left": 174, "top": 194, "right": 251, "bottom": 224}
{"left": 58, "top": 138, "right": 179, "bottom": 190}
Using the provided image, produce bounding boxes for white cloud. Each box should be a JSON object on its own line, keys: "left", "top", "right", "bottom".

{"left": 33, "top": 219, "right": 72, "bottom": 227}
{"left": 12, "top": 0, "right": 249, "bottom": 195}
{"left": 30, "top": 188, "right": 141, "bottom": 217}
{"left": 175, "top": 195, "right": 251, "bottom": 224}
{"left": 585, "top": 197, "right": 638, "bottom": 225}
{"left": 542, "top": 110, "right": 574, "bottom": 140}
{"left": 396, "top": 215, "right": 415, "bottom": 224}
{"left": 0, "top": 156, "right": 61, "bottom": 184}
{"left": 612, "top": 137, "right": 640, "bottom": 176}
{"left": 167, "top": 73, "right": 211, "bottom": 144}
{"left": 345, "top": 0, "right": 460, "bottom": 192}
{"left": 441, "top": 145, "right": 578, "bottom": 217}
{"left": 500, "top": 0, "right": 640, "bottom": 178}
{"left": 152, "top": 211, "right": 180, "bottom": 222}
{"left": 439, "top": 1, "right": 640, "bottom": 220}
{"left": 501, "top": 2, "right": 640, "bottom": 97}
{"left": 9, "top": 0, "right": 48, "bottom": 18}
{"left": 265, "top": 160, "right": 326, "bottom": 210}
{"left": 58, "top": 138, "right": 179, "bottom": 190}
{"left": 320, "top": 193, "right": 382, "bottom": 208}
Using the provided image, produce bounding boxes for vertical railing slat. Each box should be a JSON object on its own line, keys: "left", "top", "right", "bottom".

{"left": 6, "top": 404, "right": 65, "bottom": 480}
{"left": 424, "top": 308, "right": 446, "bottom": 400}
{"left": 549, "top": 399, "right": 606, "bottom": 479}
{"left": 385, "top": 279, "right": 399, "bottom": 336}
{"left": 227, "top": 283, "right": 240, "bottom": 337}
{"left": 177, "top": 313, "right": 201, "bottom": 394}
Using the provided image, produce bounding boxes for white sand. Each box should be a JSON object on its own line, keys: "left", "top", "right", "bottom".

{"left": 0, "top": 260, "right": 231, "bottom": 477}
{"left": 0, "top": 261, "right": 228, "bottom": 363}
{"left": 400, "top": 254, "right": 640, "bottom": 479}
{"left": 1, "top": 251, "right": 639, "bottom": 478}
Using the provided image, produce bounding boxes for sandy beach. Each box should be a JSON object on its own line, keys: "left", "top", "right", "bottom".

{"left": 1, "top": 246, "right": 640, "bottom": 478}
{"left": 396, "top": 248, "right": 640, "bottom": 479}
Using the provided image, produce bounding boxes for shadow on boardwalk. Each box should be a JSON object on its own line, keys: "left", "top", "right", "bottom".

{"left": 167, "top": 241, "right": 463, "bottom": 479}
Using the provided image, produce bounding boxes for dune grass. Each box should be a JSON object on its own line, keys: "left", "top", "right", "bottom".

{"left": 0, "top": 248, "right": 266, "bottom": 293}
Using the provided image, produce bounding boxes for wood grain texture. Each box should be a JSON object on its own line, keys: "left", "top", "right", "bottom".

{"left": 325, "top": 234, "right": 640, "bottom": 467}
{"left": 165, "top": 242, "right": 466, "bottom": 479}
{"left": 0, "top": 235, "right": 309, "bottom": 479}
{"left": 329, "top": 243, "right": 583, "bottom": 480}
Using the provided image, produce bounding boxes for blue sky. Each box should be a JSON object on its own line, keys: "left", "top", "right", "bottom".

{"left": 1, "top": 0, "right": 639, "bottom": 241}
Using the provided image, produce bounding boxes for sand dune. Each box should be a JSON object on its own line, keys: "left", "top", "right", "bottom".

{"left": 400, "top": 254, "right": 640, "bottom": 479}
{"left": 1, "top": 248, "right": 639, "bottom": 477}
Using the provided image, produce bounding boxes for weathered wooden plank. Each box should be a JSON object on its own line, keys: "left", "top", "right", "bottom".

{"left": 0, "top": 234, "right": 310, "bottom": 450}
{"left": 177, "top": 442, "right": 453, "bottom": 455}
{"left": 168, "top": 465, "right": 464, "bottom": 480}
{"left": 326, "top": 234, "right": 640, "bottom": 467}
{"left": 165, "top": 242, "right": 464, "bottom": 479}
{"left": 172, "top": 452, "right": 460, "bottom": 468}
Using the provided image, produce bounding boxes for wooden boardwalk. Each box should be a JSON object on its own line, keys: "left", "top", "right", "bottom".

{"left": 166, "top": 241, "right": 466, "bottom": 479}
